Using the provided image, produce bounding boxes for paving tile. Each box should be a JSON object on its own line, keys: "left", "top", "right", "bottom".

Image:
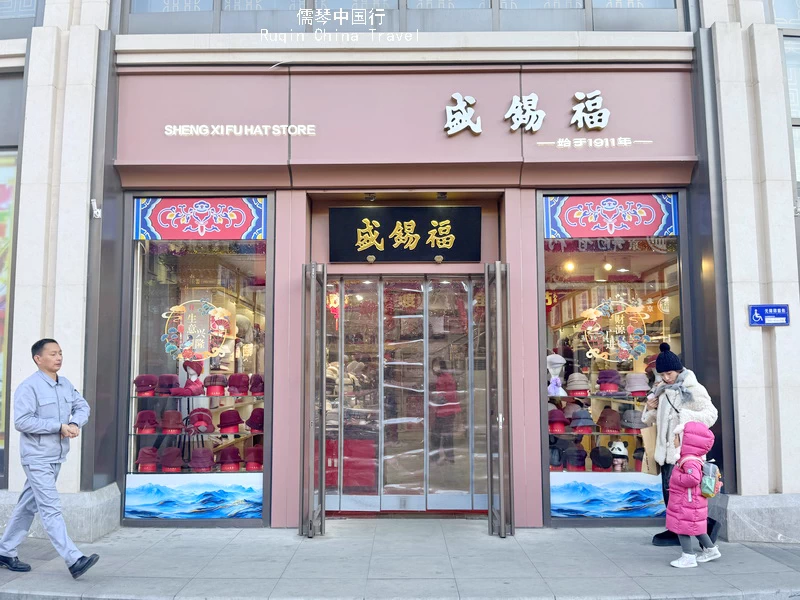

{"left": 720, "top": 570, "right": 800, "bottom": 599}
{"left": 744, "top": 543, "right": 800, "bottom": 571}
{"left": 456, "top": 578, "right": 555, "bottom": 600}
{"left": 34, "top": 555, "right": 131, "bottom": 577}
{"left": 176, "top": 577, "right": 279, "bottom": 598}
{"left": 527, "top": 549, "right": 627, "bottom": 578}
{"left": 0, "top": 571, "right": 90, "bottom": 600}
{"left": 269, "top": 577, "right": 366, "bottom": 599}
{"left": 368, "top": 554, "right": 453, "bottom": 579}
{"left": 449, "top": 551, "right": 538, "bottom": 579}
{"left": 293, "top": 538, "right": 375, "bottom": 557}
{"left": 190, "top": 553, "right": 295, "bottom": 579}
{"left": 365, "top": 577, "right": 458, "bottom": 599}
{"left": 543, "top": 576, "right": 649, "bottom": 599}
{"left": 114, "top": 552, "right": 220, "bottom": 578}
{"left": 636, "top": 573, "right": 743, "bottom": 599}
{"left": 591, "top": 540, "right": 706, "bottom": 577}
{"left": 231, "top": 529, "right": 305, "bottom": 549}
{"left": 0, "top": 567, "right": 23, "bottom": 587}
{"left": 371, "top": 538, "right": 447, "bottom": 556}
{"left": 699, "top": 543, "right": 793, "bottom": 575}
{"left": 17, "top": 538, "right": 60, "bottom": 561}
{"left": 283, "top": 553, "right": 370, "bottom": 579}
{"left": 83, "top": 575, "right": 191, "bottom": 600}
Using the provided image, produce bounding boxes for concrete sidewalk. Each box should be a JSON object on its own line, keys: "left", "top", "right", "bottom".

{"left": 0, "top": 519, "right": 799, "bottom": 599}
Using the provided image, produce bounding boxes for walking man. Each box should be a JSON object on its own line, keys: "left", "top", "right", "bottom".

{"left": 0, "top": 339, "right": 99, "bottom": 579}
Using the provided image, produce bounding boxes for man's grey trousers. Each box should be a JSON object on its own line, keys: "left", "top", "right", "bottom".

{"left": 0, "top": 463, "right": 82, "bottom": 566}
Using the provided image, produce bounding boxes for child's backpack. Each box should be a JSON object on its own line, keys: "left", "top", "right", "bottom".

{"left": 678, "top": 455, "right": 723, "bottom": 498}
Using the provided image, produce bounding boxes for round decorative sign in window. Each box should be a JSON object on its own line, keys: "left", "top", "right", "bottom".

{"left": 580, "top": 300, "right": 652, "bottom": 362}
{"left": 161, "top": 299, "right": 232, "bottom": 361}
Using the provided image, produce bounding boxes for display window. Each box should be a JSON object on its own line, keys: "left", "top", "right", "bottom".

{"left": 0, "top": 152, "right": 17, "bottom": 479}
{"left": 124, "top": 197, "right": 269, "bottom": 521}
{"left": 542, "top": 192, "right": 680, "bottom": 519}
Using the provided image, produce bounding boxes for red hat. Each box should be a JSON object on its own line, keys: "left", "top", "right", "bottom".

{"left": 160, "top": 447, "right": 185, "bottom": 471}
{"left": 189, "top": 411, "right": 215, "bottom": 433}
{"left": 218, "top": 446, "right": 243, "bottom": 472}
{"left": 204, "top": 374, "right": 228, "bottom": 396}
{"left": 156, "top": 374, "right": 180, "bottom": 395}
{"left": 246, "top": 408, "right": 264, "bottom": 433}
{"left": 219, "top": 409, "right": 243, "bottom": 433}
{"left": 250, "top": 374, "right": 264, "bottom": 396}
{"left": 135, "top": 447, "right": 159, "bottom": 472}
{"left": 245, "top": 445, "right": 263, "bottom": 464}
{"left": 218, "top": 447, "right": 244, "bottom": 464}
{"left": 183, "top": 361, "right": 204, "bottom": 376}
{"left": 135, "top": 410, "right": 159, "bottom": 433}
{"left": 134, "top": 375, "right": 158, "bottom": 396}
{"left": 598, "top": 407, "right": 622, "bottom": 433}
{"left": 189, "top": 448, "right": 214, "bottom": 471}
{"left": 190, "top": 407, "right": 212, "bottom": 420}
{"left": 228, "top": 373, "right": 250, "bottom": 396}
{"left": 160, "top": 410, "right": 184, "bottom": 433}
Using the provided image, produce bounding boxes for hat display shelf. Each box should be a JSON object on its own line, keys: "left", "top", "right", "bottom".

{"left": 130, "top": 376, "right": 266, "bottom": 474}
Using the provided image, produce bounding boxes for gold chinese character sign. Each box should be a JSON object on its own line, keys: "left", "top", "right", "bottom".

{"left": 329, "top": 206, "right": 481, "bottom": 263}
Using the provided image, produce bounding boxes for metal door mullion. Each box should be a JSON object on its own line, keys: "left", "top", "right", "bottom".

{"left": 306, "top": 264, "right": 316, "bottom": 537}
{"left": 378, "top": 278, "right": 385, "bottom": 510}
{"left": 484, "top": 263, "right": 494, "bottom": 536}
{"left": 338, "top": 279, "right": 345, "bottom": 508}
{"left": 319, "top": 264, "right": 327, "bottom": 535}
{"left": 299, "top": 264, "right": 307, "bottom": 535}
{"left": 495, "top": 261, "right": 506, "bottom": 538}
{"left": 423, "top": 277, "right": 430, "bottom": 508}
{"left": 503, "top": 264, "right": 514, "bottom": 536}
{"left": 467, "top": 278, "right": 475, "bottom": 509}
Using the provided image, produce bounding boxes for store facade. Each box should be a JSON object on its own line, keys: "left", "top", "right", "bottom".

{"left": 105, "top": 61, "right": 729, "bottom": 530}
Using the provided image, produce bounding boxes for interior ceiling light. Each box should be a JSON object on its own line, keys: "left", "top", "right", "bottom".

{"left": 564, "top": 261, "right": 576, "bottom": 272}
{"left": 616, "top": 257, "right": 632, "bottom": 273}
{"left": 365, "top": 193, "right": 376, "bottom": 202}
{"left": 594, "top": 267, "right": 608, "bottom": 282}
{"left": 603, "top": 255, "right": 613, "bottom": 271}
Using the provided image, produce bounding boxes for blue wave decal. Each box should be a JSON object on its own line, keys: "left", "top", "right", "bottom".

{"left": 551, "top": 474, "right": 665, "bottom": 519}
{"left": 124, "top": 476, "right": 263, "bottom": 520}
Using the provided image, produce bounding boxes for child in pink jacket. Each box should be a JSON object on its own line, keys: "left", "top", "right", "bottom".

{"left": 666, "top": 421, "right": 722, "bottom": 568}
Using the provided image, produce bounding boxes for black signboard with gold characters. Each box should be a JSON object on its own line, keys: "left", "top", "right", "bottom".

{"left": 329, "top": 206, "right": 482, "bottom": 263}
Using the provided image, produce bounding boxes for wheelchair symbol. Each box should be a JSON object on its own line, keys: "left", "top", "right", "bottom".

{"left": 752, "top": 309, "right": 764, "bottom": 323}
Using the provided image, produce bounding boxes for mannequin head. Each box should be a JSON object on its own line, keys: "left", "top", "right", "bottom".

{"left": 235, "top": 315, "right": 253, "bottom": 344}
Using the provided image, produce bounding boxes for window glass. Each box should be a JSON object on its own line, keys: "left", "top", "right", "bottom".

{"left": 785, "top": 39, "right": 800, "bottom": 119}
{"left": 543, "top": 194, "right": 680, "bottom": 519}
{"left": 776, "top": 0, "right": 800, "bottom": 28}
{"left": 0, "top": 0, "right": 36, "bottom": 19}
{"left": 130, "top": 0, "right": 212, "bottom": 13}
{"left": 0, "top": 152, "right": 17, "bottom": 478}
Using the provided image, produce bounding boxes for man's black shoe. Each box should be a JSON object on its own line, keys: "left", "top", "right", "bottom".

{"left": 68, "top": 554, "right": 99, "bottom": 580}
{"left": 0, "top": 555, "right": 31, "bottom": 572}
{"left": 652, "top": 530, "right": 681, "bottom": 546}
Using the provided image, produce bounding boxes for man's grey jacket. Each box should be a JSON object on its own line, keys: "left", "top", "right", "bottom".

{"left": 14, "top": 371, "right": 90, "bottom": 466}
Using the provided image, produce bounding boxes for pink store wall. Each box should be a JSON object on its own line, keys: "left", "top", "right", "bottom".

{"left": 114, "top": 64, "right": 697, "bottom": 528}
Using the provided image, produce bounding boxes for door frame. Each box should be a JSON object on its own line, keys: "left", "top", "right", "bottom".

{"left": 321, "top": 273, "right": 489, "bottom": 513}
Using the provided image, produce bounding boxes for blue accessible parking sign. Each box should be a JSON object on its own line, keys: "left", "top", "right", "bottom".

{"left": 749, "top": 304, "right": 790, "bottom": 327}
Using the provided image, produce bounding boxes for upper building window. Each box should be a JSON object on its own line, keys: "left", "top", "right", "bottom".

{"left": 0, "top": 0, "right": 36, "bottom": 19}
{"left": 776, "top": 0, "right": 800, "bottom": 28}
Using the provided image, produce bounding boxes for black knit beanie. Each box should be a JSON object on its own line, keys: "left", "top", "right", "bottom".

{"left": 655, "top": 343, "right": 683, "bottom": 373}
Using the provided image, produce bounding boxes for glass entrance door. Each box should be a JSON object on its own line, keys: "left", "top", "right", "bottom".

{"left": 322, "top": 276, "right": 488, "bottom": 512}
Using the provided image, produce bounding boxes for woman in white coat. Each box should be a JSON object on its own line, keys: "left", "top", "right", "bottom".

{"left": 642, "top": 343, "right": 719, "bottom": 547}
